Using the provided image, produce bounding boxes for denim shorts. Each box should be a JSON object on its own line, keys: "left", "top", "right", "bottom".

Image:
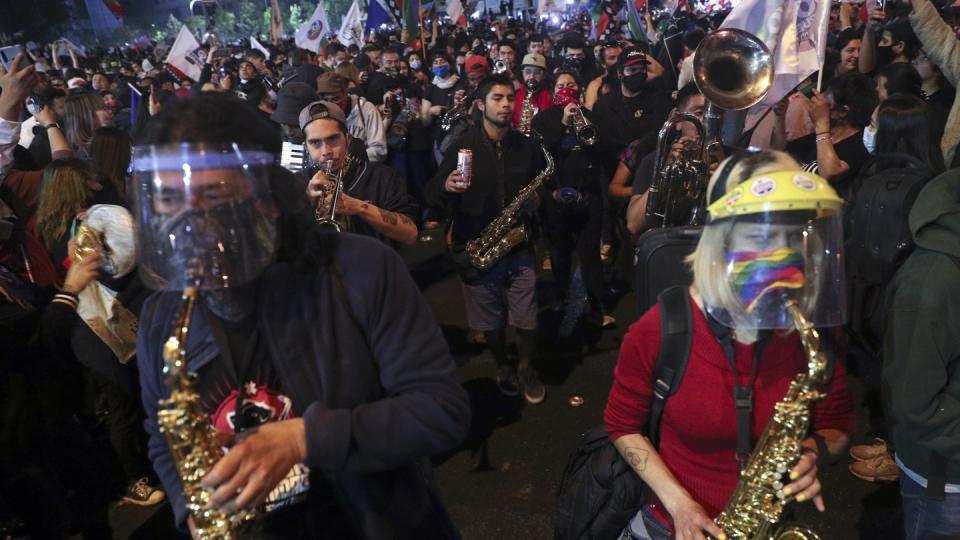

{"left": 900, "top": 472, "right": 960, "bottom": 540}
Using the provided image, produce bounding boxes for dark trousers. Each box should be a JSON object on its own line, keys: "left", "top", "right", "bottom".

{"left": 389, "top": 148, "right": 438, "bottom": 222}
{"left": 545, "top": 195, "right": 606, "bottom": 317}
{"left": 84, "top": 365, "right": 152, "bottom": 483}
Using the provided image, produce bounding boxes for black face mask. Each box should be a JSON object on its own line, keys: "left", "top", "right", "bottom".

{"left": 876, "top": 45, "right": 895, "bottom": 66}
{"left": 622, "top": 72, "right": 649, "bottom": 93}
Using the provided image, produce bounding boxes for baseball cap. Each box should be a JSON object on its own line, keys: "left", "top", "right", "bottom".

{"left": 316, "top": 72, "right": 347, "bottom": 94}
{"left": 67, "top": 77, "right": 88, "bottom": 90}
{"left": 617, "top": 46, "right": 651, "bottom": 72}
{"left": 465, "top": 55, "right": 490, "bottom": 75}
{"left": 521, "top": 53, "right": 547, "bottom": 70}
{"left": 271, "top": 82, "right": 318, "bottom": 126}
{"left": 298, "top": 100, "right": 348, "bottom": 132}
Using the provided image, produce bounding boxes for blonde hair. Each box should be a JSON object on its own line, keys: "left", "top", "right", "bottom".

{"left": 687, "top": 150, "right": 801, "bottom": 329}
{"left": 37, "top": 159, "right": 93, "bottom": 249}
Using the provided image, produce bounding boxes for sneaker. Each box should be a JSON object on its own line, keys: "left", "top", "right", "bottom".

{"left": 849, "top": 454, "right": 899, "bottom": 483}
{"left": 850, "top": 438, "right": 890, "bottom": 461}
{"left": 496, "top": 366, "right": 520, "bottom": 397}
{"left": 123, "top": 478, "right": 166, "bottom": 506}
{"left": 519, "top": 367, "right": 546, "bottom": 405}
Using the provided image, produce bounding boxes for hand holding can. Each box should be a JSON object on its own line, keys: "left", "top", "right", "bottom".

{"left": 457, "top": 149, "right": 472, "bottom": 188}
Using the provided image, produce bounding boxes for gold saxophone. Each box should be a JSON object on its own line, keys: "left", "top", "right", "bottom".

{"left": 157, "top": 286, "right": 256, "bottom": 539}
{"left": 465, "top": 141, "right": 554, "bottom": 270}
{"left": 518, "top": 81, "right": 537, "bottom": 136}
{"left": 712, "top": 299, "right": 828, "bottom": 540}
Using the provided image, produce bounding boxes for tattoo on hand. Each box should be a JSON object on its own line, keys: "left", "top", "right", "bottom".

{"left": 625, "top": 447, "right": 649, "bottom": 472}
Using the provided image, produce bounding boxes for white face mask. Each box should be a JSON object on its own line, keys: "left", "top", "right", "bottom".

{"left": 863, "top": 124, "right": 877, "bottom": 155}
{"left": 410, "top": 59, "right": 422, "bottom": 70}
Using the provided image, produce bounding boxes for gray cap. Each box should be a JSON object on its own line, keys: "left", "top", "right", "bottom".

{"left": 298, "top": 100, "right": 348, "bottom": 132}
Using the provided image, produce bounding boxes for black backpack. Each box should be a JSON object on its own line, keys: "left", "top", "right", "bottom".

{"left": 845, "top": 154, "right": 934, "bottom": 355}
{"left": 554, "top": 286, "right": 693, "bottom": 540}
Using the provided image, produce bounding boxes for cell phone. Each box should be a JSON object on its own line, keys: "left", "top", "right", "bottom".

{"left": 0, "top": 45, "right": 27, "bottom": 71}
{"left": 26, "top": 95, "right": 41, "bottom": 116}
{"left": 875, "top": 0, "right": 885, "bottom": 10}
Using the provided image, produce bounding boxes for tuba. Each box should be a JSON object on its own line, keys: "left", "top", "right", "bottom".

{"left": 711, "top": 298, "right": 827, "bottom": 540}
{"left": 645, "top": 29, "right": 773, "bottom": 228}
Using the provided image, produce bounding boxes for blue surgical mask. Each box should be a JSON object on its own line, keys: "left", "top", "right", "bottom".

{"left": 432, "top": 65, "right": 450, "bottom": 78}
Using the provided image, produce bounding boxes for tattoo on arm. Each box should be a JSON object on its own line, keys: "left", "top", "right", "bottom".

{"left": 625, "top": 446, "right": 649, "bottom": 473}
{"left": 378, "top": 207, "right": 400, "bottom": 226}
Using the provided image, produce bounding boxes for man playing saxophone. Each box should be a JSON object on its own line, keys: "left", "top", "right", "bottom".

{"left": 513, "top": 53, "right": 552, "bottom": 131}
{"left": 604, "top": 150, "right": 855, "bottom": 540}
{"left": 426, "top": 73, "right": 548, "bottom": 405}
{"left": 135, "top": 94, "right": 470, "bottom": 538}
{"left": 299, "top": 100, "right": 419, "bottom": 247}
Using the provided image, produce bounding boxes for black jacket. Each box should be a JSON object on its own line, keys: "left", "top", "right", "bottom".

{"left": 138, "top": 233, "right": 470, "bottom": 537}
{"left": 426, "top": 123, "right": 546, "bottom": 245}
{"left": 592, "top": 81, "right": 674, "bottom": 178}
{"left": 532, "top": 105, "right": 602, "bottom": 195}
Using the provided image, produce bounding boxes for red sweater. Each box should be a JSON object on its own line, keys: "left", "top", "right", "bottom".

{"left": 604, "top": 293, "right": 855, "bottom": 521}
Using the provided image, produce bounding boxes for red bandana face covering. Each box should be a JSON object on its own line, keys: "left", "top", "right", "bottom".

{"left": 553, "top": 87, "right": 579, "bottom": 108}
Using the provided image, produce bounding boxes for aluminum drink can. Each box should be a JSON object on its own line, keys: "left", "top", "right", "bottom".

{"left": 457, "top": 149, "right": 472, "bottom": 187}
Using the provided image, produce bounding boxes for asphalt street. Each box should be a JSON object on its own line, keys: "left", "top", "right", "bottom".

{"left": 108, "top": 233, "right": 904, "bottom": 540}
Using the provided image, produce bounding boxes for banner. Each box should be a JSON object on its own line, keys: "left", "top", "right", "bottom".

{"left": 339, "top": 0, "right": 365, "bottom": 48}
{"left": 721, "top": 0, "right": 831, "bottom": 107}
{"left": 295, "top": 2, "right": 334, "bottom": 53}
{"left": 447, "top": 0, "right": 466, "bottom": 26}
{"left": 595, "top": 0, "right": 621, "bottom": 41}
{"left": 164, "top": 25, "right": 204, "bottom": 82}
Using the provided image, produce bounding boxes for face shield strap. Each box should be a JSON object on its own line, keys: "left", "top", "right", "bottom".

{"left": 705, "top": 311, "right": 770, "bottom": 471}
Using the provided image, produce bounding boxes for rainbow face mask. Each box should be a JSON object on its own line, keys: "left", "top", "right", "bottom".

{"left": 726, "top": 247, "right": 806, "bottom": 313}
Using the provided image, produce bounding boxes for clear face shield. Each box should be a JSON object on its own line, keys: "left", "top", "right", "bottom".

{"left": 703, "top": 171, "right": 847, "bottom": 330}
{"left": 131, "top": 143, "right": 278, "bottom": 291}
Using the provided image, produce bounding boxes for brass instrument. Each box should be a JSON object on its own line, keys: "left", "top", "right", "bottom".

{"left": 646, "top": 28, "right": 774, "bottom": 228}
{"left": 465, "top": 141, "right": 554, "bottom": 270}
{"left": 157, "top": 285, "right": 256, "bottom": 539}
{"left": 314, "top": 153, "right": 354, "bottom": 232}
{"left": 712, "top": 299, "right": 827, "bottom": 540}
{"left": 569, "top": 105, "right": 597, "bottom": 147}
{"left": 518, "top": 80, "right": 537, "bottom": 136}
{"left": 440, "top": 89, "right": 469, "bottom": 132}
{"left": 494, "top": 59, "right": 508, "bottom": 74}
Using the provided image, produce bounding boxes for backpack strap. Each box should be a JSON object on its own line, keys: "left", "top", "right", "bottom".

{"left": 648, "top": 285, "right": 694, "bottom": 447}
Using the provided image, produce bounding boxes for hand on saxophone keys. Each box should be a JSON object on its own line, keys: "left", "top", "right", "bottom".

{"left": 780, "top": 447, "right": 826, "bottom": 512}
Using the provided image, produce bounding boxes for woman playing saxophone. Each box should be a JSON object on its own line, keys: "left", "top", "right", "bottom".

{"left": 604, "top": 150, "right": 855, "bottom": 540}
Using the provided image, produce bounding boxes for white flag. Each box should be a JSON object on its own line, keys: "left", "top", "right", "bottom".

{"left": 165, "top": 25, "right": 204, "bottom": 82}
{"left": 250, "top": 37, "right": 271, "bottom": 60}
{"left": 448, "top": 0, "right": 464, "bottom": 24}
{"left": 338, "top": 0, "right": 364, "bottom": 49}
{"left": 295, "top": 2, "right": 334, "bottom": 53}
{"left": 721, "top": 0, "right": 831, "bottom": 107}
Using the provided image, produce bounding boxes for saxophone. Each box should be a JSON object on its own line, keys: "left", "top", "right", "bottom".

{"left": 712, "top": 299, "right": 828, "bottom": 540}
{"left": 465, "top": 141, "right": 554, "bottom": 270}
{"left": 157, "top": 286, "right": 256, "bottom": 539}
{"left": 518, "top": 81, "right": 538, "bottom": 136}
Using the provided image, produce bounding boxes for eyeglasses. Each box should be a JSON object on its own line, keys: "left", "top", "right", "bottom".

{"left": 522, "top": 67, "right": 544, "bottom": 76}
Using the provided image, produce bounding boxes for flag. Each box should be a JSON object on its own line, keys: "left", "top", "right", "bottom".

{"left": 595, "top": 0, "right": 621, "bottom": 41}
{"left": 403, "top": 0, "right": 421, "bottom": 44}
{"left": 447, "top": 0, "right": 466, "bottom": 26}
{"left": 250, "top": 37, "right": 270, "bottom": 60}
{"left": 128, "top": 83, "right": 141, "bottom": 128}
{"left": 102, "top": 0, "right": 126, "bottom": 16}
{"left": 339, "top": 0, "right": 364, "bottom": 48}
{"left": 270, "top": 0, "right": 284, "bottom": 44}
{"left": 383, "top": 0, "right": 404, "bottom": 28}
{"left": 165, "top": 25, "right": 204, "bottom": 81}
{"left": 721, "top": 0, "right": 831, "bottom": 108}
{"left": 366, "top": 0, "right": 394, "bottom": 32}
{"left": 295, "top": 2, "right": 334, "bottom": 53}
{"left": 626, "top": 0, "right": 648, "bottom": 44}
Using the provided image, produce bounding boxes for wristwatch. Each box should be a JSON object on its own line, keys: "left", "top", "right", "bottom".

{"left": 44, "top": 122, "right": 62, "bottom": 130}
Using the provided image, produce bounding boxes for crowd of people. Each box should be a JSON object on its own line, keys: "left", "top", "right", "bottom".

{"left": 1, "top": 0, "right": 960, "bottom": 538}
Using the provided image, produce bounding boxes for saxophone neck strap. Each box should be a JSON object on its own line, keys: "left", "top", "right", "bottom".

{"left": 706, "top": 313, "right": 770, "bottom": 471}
{"left": 204, "top": 303, "right": 261, "bottom": 434}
